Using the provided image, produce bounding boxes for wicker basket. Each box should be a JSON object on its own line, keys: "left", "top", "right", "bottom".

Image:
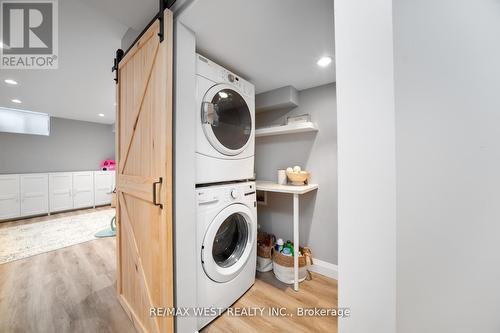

{"left": 257, "top": 232, "right": 275, "bottom": 272}
{"left": 272, "top": 247, "right": 313, "bottom": 284}
{"left": 273, "top": 247, "right": 312, "bottom": 267}
{"left": 257, "top": 232, "right": 275, "bottom": 258}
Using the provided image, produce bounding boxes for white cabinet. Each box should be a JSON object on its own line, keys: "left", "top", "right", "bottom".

{"left": 49, "top": 173, "right": 73, "bottom": 212}
{"left": 0, "top": 174, "right": 20, "bottom": 220}
{"left": 0, "top": 170, "right": 115, "bottom": 221}
{"left": 94, "top": 171, "right": 115, "bottom": 206}
{"left": 72, "top": 172, "right": 94, "bottom": 209}
{"left": 20, "top": 174, "right": 49, "bottom": 216}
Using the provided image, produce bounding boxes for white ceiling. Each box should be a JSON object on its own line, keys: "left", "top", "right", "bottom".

{"left": 82, "top": 0, "right": 158, "bottom": 31}
{"left": 0, "top": 0, "right": 334, "bottom": 124}
{"left": 0, "top": 0, "right": 129, "bottom": 124}
{"left": 179, "top": 0, "right": 335, "bottom": 94}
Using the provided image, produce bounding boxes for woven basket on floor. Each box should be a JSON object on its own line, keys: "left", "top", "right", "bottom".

{"left": 257, "top": 232, "right": 275, "bottom": 259}
{"left": 272, "top": 247, "right": 313, "bottom": 284}
{"left": 257, "top": 232, "right": 275, "bottom": 272}
{"left": 272, "top": 246, "right": 312, "bottom": 267}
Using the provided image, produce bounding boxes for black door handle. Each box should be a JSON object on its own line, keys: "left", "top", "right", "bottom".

{"left": 153, "top": 177, "right": 163, "bottom": 209}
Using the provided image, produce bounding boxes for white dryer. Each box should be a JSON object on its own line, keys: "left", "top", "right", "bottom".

{"left": 195, "top": 181, "right": 257, "bottom": 329}
{"left": 196, "top": 54, "right": 255, "bottom": 184}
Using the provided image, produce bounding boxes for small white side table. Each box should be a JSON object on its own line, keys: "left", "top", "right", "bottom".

{"left": 255, "top": 181, "right": 319, "bottom": 291}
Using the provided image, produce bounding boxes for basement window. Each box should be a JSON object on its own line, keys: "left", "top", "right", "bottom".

{"left": 0, "top": 107, "right": 50, "bottom": 136}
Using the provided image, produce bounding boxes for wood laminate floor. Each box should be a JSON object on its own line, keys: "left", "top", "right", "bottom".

{"left": 202, "top": 271, "right": 338, "bottom": 333}
{"left": 0, "top": 236, "right": 135, "bottom": 333}
{"left": 0, "top": 208, "right": 135, "bottom": 333}
{"left": 0, "top": 210, "right": 338, "bottom": 333}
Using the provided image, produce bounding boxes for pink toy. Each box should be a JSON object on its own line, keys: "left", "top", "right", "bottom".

{"left": 100, "top": 159, "right": 116, "bottom": 171}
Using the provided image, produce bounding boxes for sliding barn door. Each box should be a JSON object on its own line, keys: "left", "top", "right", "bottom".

{"left": 115, "top": 9, "right": 173, "bottom": 333}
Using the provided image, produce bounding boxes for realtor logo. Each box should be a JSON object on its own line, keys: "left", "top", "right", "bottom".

{"left": 1, "top": 0, "right": 58, "bottom": 69}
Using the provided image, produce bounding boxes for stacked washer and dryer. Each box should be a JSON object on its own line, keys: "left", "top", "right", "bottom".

{"left": 194, "top": 54, "right": 257, "bottom": 329}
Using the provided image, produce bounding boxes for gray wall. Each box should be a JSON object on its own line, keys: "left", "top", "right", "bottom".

{"left": 0, "top": 117, "right": 115, "bottom": 173}
{"left": 394, "top": 0, "right": 500, "bottom": 331}
{"left": 255, "top": 83, "right": 337, "bottom": 265}
{"left": 121, "top": 27, "right": 140, "bottom": 51}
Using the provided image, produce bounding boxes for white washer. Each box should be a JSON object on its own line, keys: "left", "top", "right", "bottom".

{"left": 196, "top": 181, "right": 257, "bottom": 329}
{"left": 196, "top": 54, "right": 255, "bottom": 184}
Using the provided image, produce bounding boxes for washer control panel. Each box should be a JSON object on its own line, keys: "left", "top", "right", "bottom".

{"left": 197, "top": 182, "right": 256, "bottom": 206}
{"left": 197, "top": 191, "right": 219, "bottom": 204}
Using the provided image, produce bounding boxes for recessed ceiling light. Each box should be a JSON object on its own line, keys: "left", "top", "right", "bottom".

{"left": 11, "top": 99, "right": 22, "bottom": 104}
{"left": 4, "top": 79, "right": 18, "bottom": 85}
{"left": 317, "top": 56, "right": 332, "bottom": 67}
{"left": 98, "top": 113, "right": 105, "bottom": 117}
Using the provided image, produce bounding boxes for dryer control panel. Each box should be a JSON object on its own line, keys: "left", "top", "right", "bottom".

{"left": 196, "top": 53, "right": 255, "bottom": 97}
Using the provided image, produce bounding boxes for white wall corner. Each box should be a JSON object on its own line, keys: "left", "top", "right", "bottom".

{"left": 309, "top": 258, "right": 338, "bottom": 280}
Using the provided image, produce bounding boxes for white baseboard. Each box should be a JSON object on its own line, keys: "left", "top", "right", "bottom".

{"left": 309, "top": 258, "right": 338, "bottom": 280}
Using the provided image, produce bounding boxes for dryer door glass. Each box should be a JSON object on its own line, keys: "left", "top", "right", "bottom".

{"left": 210, "top": 89, "right": 251, "bottom": 150}
{"left": 212, "top": 212, "right": 249, "bottom": 268}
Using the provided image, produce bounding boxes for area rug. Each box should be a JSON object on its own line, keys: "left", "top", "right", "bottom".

{"left": 0, "top": 208, "right": 116, "bottom": 264}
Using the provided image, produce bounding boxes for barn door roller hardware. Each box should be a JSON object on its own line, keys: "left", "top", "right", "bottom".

{"left": 112, "top": 0, "right": 175, "bottom": 83}
{"left": 158, "top": 0, "right": 166, "bottom": 42}
{"left": 158, "top": 0, "right": 176, "bottom": 41}
{"left": 112, "top": 49, "right": 124, "bottom": 84}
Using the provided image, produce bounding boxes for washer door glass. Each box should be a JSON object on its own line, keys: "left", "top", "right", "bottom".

{"left": 202, "top": 203, "right": 255, "bottom": 283}
{"left": 212, "top": 213, "right": 248, "bottom": 268}
{"left": 203, "top": 87, "right": 252, "bottom": 155}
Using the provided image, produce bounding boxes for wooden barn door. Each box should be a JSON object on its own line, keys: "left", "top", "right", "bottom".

{"left": 115, "top": 9, "right": 173, "bottom": 333}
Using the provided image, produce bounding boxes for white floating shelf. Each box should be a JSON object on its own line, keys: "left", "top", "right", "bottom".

{"left": 255, "top": 122, "right": 319, "bottom": 137}
{"left": 256, "top": 181, "right": 319, "bottom": 195}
